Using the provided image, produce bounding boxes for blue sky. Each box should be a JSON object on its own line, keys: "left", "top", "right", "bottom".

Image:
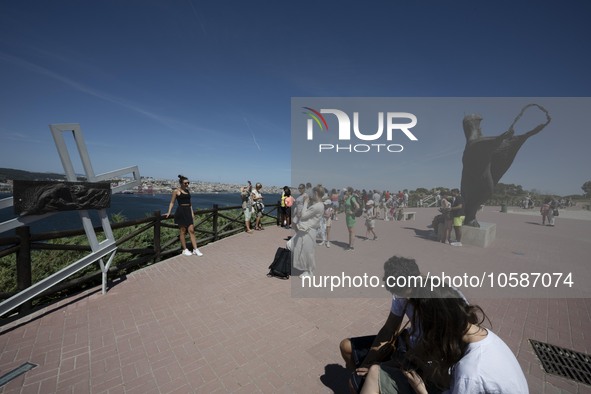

{"left": 1, "top": 1, "right": 590, "bottom": 195}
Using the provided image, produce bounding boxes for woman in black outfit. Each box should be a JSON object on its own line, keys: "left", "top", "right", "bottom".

{"left": 166, "top": 175, "right": 203, "bottom": 256}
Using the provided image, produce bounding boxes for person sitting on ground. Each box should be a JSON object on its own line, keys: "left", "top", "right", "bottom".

{"left": 360, "top": 281, "right": 528, "bottom": 394}
{"left": 340, "top": 256, "right": 422, "bottom": 371}
{"left": 341, "top": 256, "right": 468, "bottom": 393}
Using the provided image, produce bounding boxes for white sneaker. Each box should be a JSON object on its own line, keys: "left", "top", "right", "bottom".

{"left": 192, "top": 248, "right": 203, "bottom": 256}
{"left": 450, "top": 242, "right": 462, "bottom": 247}
{"left": 299, "top": 271, "right": 312, "bottom": 278}
{"left": 325, "top": 241, "right": 331, "bottom": 248}
{"left": 182, "top": 249, "right": 192, "bottom": 256}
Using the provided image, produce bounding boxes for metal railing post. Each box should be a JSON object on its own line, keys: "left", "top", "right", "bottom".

{"left": 212, "top": 204, "right": 219, "bottom": 241}
{"left": 153, "top": 210, "right": 161, "bottom": 263}
{"left": 15, "top": 226, "right": 33, "bottom": 312}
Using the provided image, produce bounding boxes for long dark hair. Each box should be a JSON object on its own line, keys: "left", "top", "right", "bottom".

{"left": 406, "top": 283, "right": 489, "bottom": 389}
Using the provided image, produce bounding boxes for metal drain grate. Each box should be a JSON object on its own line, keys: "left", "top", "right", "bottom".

{"left": 530, "top": 339, "right": 591, "bottom": 386}
{"left": 0, "top": 362, "right": 38, "bottom": 387}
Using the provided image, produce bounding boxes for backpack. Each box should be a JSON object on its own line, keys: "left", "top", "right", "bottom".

{"left": 349, "top": 196, "right": 363, "bottom": 217}
{"left": 267, "top": 247, "right": 291, "bottom": 279}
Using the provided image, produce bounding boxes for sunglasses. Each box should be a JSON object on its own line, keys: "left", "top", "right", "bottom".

{"left": 183, "top": 182, "right": 190, "bottom": 185}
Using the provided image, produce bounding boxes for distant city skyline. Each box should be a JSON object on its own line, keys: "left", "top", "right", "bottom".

{"left": 0, "top": 166, "right": 585, "bottom": 198}
{"left": 1, "top": 2, "right": 590, "bottom": 195}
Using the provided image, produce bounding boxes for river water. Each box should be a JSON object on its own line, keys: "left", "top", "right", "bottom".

{"left": 0, "top": 192, "right": 282, "bottom": 234}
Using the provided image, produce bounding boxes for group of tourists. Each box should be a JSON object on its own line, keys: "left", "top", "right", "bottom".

{"left": 166, "top": 174, "right": 567, "bottom": 258}
{"left": 166, "top": 175, "right": 270, "bottom": 257}
{"left": 165, "top": 177, "right": 529, "bottom": 392}
{"left": 283, "top": 184, "right": 415, "bottom": 277}
{"left": 287, "top": 185, "right": 394, "bottom": 253}
{"left": 433, "top": 188, "right": 465, "bottom": 246}
{"left": 341, "top": 189, "right": 410, "bottom": 222}
{"left": 522, "top": 195, "right": 572, "bottom": 210}
{"left": 540, "top": 197, "right": 560, "bottom": 226}
{"left": 239, "top": 180, "right": 266, "bottom": 233}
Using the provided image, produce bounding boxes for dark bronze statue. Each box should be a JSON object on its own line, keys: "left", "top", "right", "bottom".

{"left": 460, "top": 104, "right": 551, "bottom": 227}
{"left": 13, "top": 180, "right": 111, "bottom": 216}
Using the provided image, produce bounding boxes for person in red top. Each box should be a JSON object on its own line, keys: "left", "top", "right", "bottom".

{"left": 282, "top": 186, "right": 294, "bottom": 228}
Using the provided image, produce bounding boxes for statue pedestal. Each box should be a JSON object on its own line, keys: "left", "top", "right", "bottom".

{"left": 454, "top": 222, "right": 496, "bottom": 248}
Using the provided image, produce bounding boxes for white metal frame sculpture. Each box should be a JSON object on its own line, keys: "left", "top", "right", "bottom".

{"left": 0, "top": 123, "right": 140, "bottom": 317}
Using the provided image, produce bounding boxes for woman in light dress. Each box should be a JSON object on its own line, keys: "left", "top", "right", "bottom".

{"left": 287, "top": 185, "right": 325, "bottom": 277}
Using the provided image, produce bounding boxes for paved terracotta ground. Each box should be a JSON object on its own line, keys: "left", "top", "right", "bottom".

{"left": 0, "top": 207, "right": 590, "bottom": 393}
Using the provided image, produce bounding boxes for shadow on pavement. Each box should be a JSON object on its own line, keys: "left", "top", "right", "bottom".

{"left": 402, "top": 227, "right": 434, "bottom": 240}
{"left": 320, "top": 363, "right": 350, "bottom": 394}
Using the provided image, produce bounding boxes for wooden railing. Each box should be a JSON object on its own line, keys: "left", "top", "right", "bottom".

{"left": 0, "top": 203, "right": 280, "bottom": 321}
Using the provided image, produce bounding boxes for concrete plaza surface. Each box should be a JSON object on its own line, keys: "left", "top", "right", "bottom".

{"left": 0, "top": 206, "right": 590, "bottom": 393}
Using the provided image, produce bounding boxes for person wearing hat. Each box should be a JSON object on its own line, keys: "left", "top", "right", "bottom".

{"left": 319, "top": 199, "right": 334, "bottom": 247}
{"left": 364, "top": 200, "right": 378, "bottom": 241}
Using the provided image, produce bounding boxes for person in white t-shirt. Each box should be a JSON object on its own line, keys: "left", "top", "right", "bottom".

{"left": 360, "top": 281, "right": 528, "bottom": 394}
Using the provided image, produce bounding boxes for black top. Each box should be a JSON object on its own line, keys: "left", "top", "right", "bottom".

{"left": 451, "top": 195, "right": 465, "bottom": 217}
{"left": 177, "top": 190, "right": 191, "bottom": 205}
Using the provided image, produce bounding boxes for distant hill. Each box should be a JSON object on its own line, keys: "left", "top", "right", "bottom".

{"left": 0, "top": 168, "right": 77, "bottom": 182}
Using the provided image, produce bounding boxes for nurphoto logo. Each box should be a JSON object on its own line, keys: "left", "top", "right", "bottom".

{"left": 303, "top": 107, "right": 418, "bottom": 153}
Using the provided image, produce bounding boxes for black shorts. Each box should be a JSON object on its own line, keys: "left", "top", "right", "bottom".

{"left": 349, "top": 335, "right": 377, "bottom": 368}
